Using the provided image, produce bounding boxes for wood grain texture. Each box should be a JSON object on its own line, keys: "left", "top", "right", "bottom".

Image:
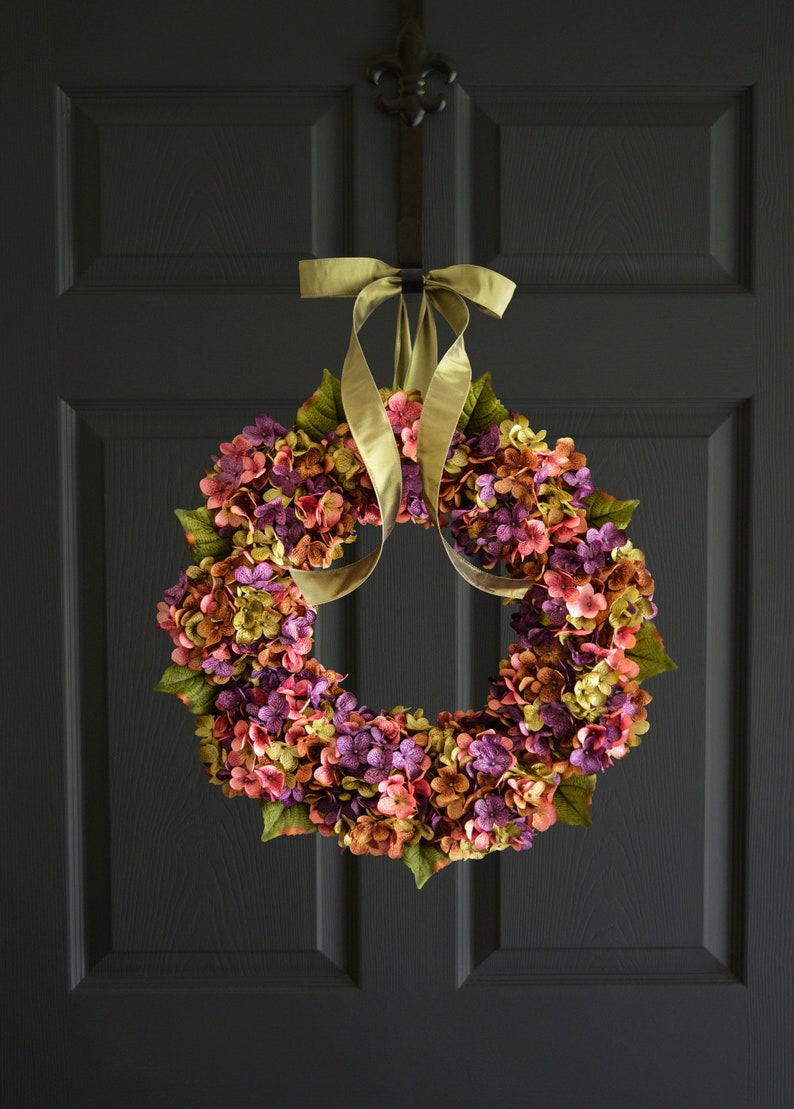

{"left": 8, "top": 0, "right": 793, "bottom": 1104}
{"left": 468, "top": 88, "right": 751, "bottom": 289}
{"left": 749, "top": 1, "right": 794, "bottom": 1103}
{"left": 62, "top": 401, "right": 358, "bottom": 986}
{"left": 455, "top": 403, "right": 747, "bottom": 984}
{"left": 57, "top": 87, "right": 352, "bottom": 293}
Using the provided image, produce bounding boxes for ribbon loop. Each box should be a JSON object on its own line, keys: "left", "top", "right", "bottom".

{"left": 291, "top": 257, "right": 527, "bottom": 605}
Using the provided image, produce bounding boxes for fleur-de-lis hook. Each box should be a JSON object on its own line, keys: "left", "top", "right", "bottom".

{"left": 367, "top": 16, "right": 457, "bottom": 127}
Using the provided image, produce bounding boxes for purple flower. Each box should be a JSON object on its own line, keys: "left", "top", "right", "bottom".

{"left": 282, "top": 612, "right": 315, "bottom": 642}
{"left": 541, "top": 596, "right": 568, "bottom": 626}
{"left": 274, "top": 507, "right": 304, "bottom": 549}
{"left": 550, "top": 547, "right": 586, "bottom": 574}
{"left": 563, "top": 466, "right": 594, "bottom": 503}
{"left": 469, "top": 425, "right": 500, "bottom": 456}
{"left": 597, "top": 522, "right": 627, "bottom": 551}
{"left": 249, "top": 665, "right": 289, "bottom": 691}
{"left": 570, "top": 723, "right": 616, "bottom": 773}
{"left": 605, "top": 689, "right": 628, "bottom": 711}
{"left": 493, "top": 503, "right": 529, "bottom": 545}
{"left": 295, "top": 670, "right": 330, "bottom": 708}
{"left": 251, "top": 691, "right": 288, "bottom": 732}
{"left": 254, "top": 499, "right": 286, "bottom": 529}
{"left": 163, "top": 568, "right": 188, "bottom": 607}
{"left": 242, "top": 414, "right": 287, "bottom": 449}
{"left": 278, "top": 785, "right": 305, "bottom": 805}
{"left": 336, "top": 730, "right": 371, "bottom": 772}
{"left": 574, "top": 536, "right": 607, "bottom": 575}
{"left": 391, "top": 738, "right": 424, "bottom": 778}
{"left": 475, "top": 473, "right": 498, "bottom": 502}
{"left": 539, "top": 702, "right": 576, "bottom": 741}
{"left": 234, "top": 562, "right": 275, "bottom": 589}
{"left": 332, "top": 692, "right": 357, "bottom": 727}
{"left": 364, "top": 745, "right": 394, "bottom": 784}
{"left": 216, "top": 687, "right": 246, "bottom": 713}
{"left": 474, "top": 795, "right": 509, "bottom": 831}
{"left": 401, "top": 461, "right": 428, "bottom": 521}
{"left": 217, "top": 453, "right": 245, "bottom": 488}
{"left": 201, "top": 657, "right": 234, "bottom": 679}
{"left": 271, "top": 459, "right": 300, "bottom": 496}
{"left": 469, "top": 734, "right": 513, "bottom": 777}
{"left": 522, "top": 728, "right": 553, "bottom": 760}
{"left": 512, "top": 817, "right": 535, "bottom": 850}
{"left": 570, "top": 748, "right": 608, "bottom": 774}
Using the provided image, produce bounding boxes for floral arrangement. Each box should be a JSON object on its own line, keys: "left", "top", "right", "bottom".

{"left": 156, "top": 371, "right": 675, "bottom": 887}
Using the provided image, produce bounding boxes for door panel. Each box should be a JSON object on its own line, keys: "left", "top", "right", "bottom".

{"left": 5, "top": 1, "right": 792, "bottom": 1106}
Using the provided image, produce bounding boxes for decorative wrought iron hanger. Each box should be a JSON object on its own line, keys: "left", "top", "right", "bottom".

{"left": 367, "top": 0, "right": 457, "bottom": 270}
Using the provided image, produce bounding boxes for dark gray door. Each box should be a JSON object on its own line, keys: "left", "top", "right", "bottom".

{"left": 5, "top": 1, "right": 792, "bottom": 1105}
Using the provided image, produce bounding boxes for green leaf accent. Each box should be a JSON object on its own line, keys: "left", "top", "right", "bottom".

{"left": 402, "top": 841, "right": 449, "bottom": 888}
{"left": 260, "top": 801, "right": 316, "bottom": 842}
{"left": 457, "top": 372, "right": 509, "bottom": 434}
{"left": 174, "top": 507, "right": 232, "bottom": 565}
{"left": 154, "top": 663, "right": 218, "bottom": 715}
{"left": 553, "top": 774, "right": 597, "bottom": 826}
{"left": 583, "top": 488, "right": 640, "bottom": 530}
{"left": 295, "top": 369, "right": 345, "bottom": 440}
{"left": 626, "top": 620, "right": 678, "bottom": 682}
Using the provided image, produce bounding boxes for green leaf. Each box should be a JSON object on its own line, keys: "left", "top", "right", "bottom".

{"left": 553, "top": 774, "right": 597, "bottom": 826}
{"left": 626, "top": 620, "right": 677, "bottom": 682}
{"left": 154, "top": 663, "right": 218, "bottom": 715}
{"left": 174, "top": 507, "right": 232, "bottom": 565}
{"left": 295, "top": 369, "right": 345, "bottom": 440}
{"left": 260, "top": 801, "right": 316, "bottom": 842}
{"left": 457, "top": 372, "right": 509, "bottom": 434}
{"left": 583, "top": 488, "right": 640, "bottom": 530}
{"left": 402, "top": 841, "right": 449, "bottom": 888}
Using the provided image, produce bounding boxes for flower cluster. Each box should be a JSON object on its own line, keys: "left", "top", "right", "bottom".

{"left": 156, "top": 378, "right": 673, "bottom": 886}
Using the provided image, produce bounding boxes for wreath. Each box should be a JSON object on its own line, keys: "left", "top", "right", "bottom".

{"left": 155, "top": 368, "right": 675, "bottom": 887}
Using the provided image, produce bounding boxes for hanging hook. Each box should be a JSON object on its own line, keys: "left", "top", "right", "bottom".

{"left": 367, "top": 6, "right": 457, "bottom": 127}
{"left": 367, "top": 2, "right": 458, "bottom": 269}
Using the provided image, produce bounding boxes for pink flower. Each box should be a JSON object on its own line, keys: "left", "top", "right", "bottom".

{"left": 613, "top": 625, "right": 639, "bottom": 650}
{"left": 400, "top": 421, "right": 420, "bottom": 459}
{"left": 567, "top": 583, "right": 608, "bottom": 619}
{"left": 219, "top": 434, "right": 253, "bottom": 458}
{"left": 545, "top": 569, "right": 578, "bottom": 601}
{"left": 386, "top": 391, "right": 422, "bottom": 430}
{"left": 463, "top": 820, "right": 492, "bottom": 852}
{"left": 549, "top": 514, "right": 587, "bottom": 543}
{"left": 517, "top": 518, "right": 550, "bottom": 556}
{"left": 313, "top": 746, "right": 339, "bottom": 787}
{"left": 228, "top": 754, "right": 271, "bottom": 798}
{"left": 230, "top": 720, "right": 250, "bottom": 752}
{"left": 247, "top": 723, "right": 270, "bottom": 756}
{"left": 296, "top": 491, "right": 345, "bottom": 530}
{"left": 377, "top": 775, "right": 417, "bottom": 819}
{"left": 199, "top": 473, "right": 233, "bottom": 509}
{"left": 254, "top": 764, "right": 285, "bottom": 801}
{"left": 605, "top": 647, "right": 640, "bottom": 681}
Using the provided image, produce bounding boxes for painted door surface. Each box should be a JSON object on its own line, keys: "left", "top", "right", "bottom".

{"left": 4, "top": 1, "right": 792, "bottom": 1105}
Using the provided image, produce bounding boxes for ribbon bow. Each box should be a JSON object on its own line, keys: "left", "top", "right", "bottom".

{"left": 290, "top": 257, "right": 528, "bottom": 604}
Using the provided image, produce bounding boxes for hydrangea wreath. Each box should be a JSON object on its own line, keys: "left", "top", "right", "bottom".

{"left": 156, "top": 371, "right": 675, "bottom": 887}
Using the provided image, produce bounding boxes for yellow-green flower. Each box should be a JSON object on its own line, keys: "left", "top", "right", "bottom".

{"left": 609, "top": 587, "right": 655, "bottom": 629}
{"left": 501, "top": 414, "right": 548, "bottom": 451}
{"left": 233, "top": 585, "right": 281, "bottom": 643}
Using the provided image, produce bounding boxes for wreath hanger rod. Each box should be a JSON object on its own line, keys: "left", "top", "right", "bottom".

{"left": 367, "top": 0, "right": 457, "bottom": 271}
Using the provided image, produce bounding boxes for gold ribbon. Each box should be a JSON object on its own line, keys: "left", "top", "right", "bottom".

{"left": 290, "top": 257, "right": 528, "bottom": 604}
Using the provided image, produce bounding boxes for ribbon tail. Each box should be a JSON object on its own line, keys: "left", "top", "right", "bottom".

{"left": 393, "top": 296, "right": 413, "bottom": 392}
{"left": 403, "top": 295, "right": 438, "bottom": 397}
{"left": 290, "top": 273, "right": 404, "bottom": 605}
{"left": 416, "top": 289, "right": 531, "bottom": 600}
